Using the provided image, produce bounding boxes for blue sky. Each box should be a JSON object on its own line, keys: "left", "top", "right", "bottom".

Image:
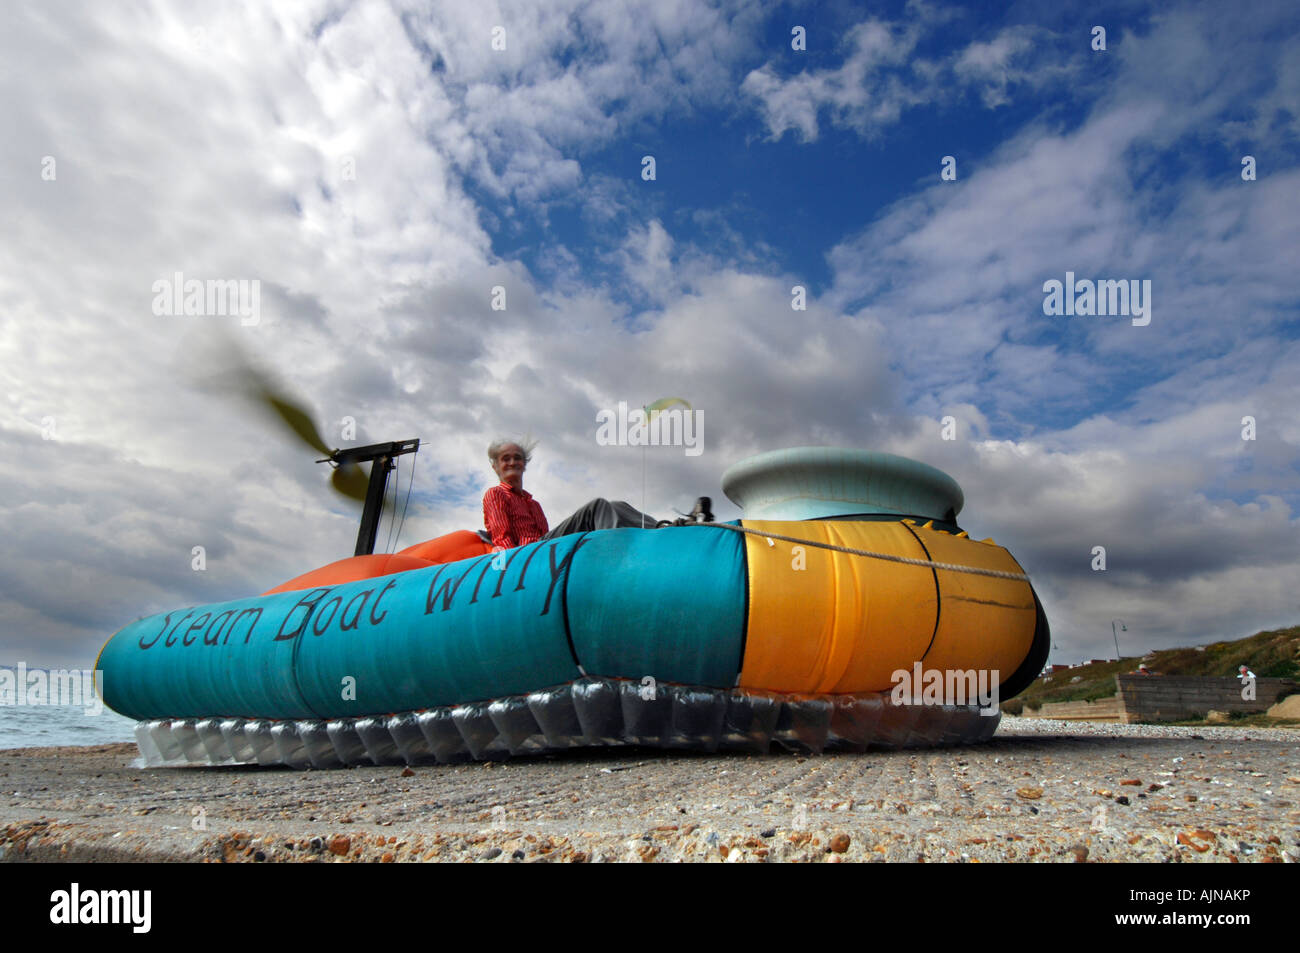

{"left": 1, "top": 0, "right": 1298, "bottom": 670}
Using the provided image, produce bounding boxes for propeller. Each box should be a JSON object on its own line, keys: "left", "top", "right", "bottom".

{"left": 197, "top": 331, "right": 368, "bottom": 502}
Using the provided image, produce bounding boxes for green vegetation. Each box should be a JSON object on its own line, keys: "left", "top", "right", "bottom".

{"left": 1003, "top": 623, "right": 1300, "bottom": 714}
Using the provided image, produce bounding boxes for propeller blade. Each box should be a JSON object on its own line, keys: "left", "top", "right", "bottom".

{"left": 331, "top": 462, "right": 369, "bottom": 502}
{"left": 196, "top": 328, "right": 361, "bottom": 503}
{"left": 260, "top": 389, "right": 332, "bottom": 456}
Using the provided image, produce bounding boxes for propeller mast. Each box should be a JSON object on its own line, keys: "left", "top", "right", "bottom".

{"left": 322, "top": 439, "right": 421, "bottom": 556}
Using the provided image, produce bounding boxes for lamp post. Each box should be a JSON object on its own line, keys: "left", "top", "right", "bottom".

{"left": 1111, "top": 619, "right": 1127, "bottom": 662}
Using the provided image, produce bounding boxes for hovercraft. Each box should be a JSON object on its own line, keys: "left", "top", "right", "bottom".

{"left": 97, "top": 447, "right": 1049, "bottom": 768}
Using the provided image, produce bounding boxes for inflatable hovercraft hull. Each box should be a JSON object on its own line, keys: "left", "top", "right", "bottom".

{"left": 97, "top": 448, "right": 1049, "bottom": 767}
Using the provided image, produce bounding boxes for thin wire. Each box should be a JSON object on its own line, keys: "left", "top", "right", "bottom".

{"left": 382, "top": 455, "right": 399, "bottom": 554}
{"left": 392, "top": 448, "right": 417, "bottom": 552}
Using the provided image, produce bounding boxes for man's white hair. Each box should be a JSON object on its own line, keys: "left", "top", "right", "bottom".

{"left": 488, "top": 435, "right": 539, "bottom": 467}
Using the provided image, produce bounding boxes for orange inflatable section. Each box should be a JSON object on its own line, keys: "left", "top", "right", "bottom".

{"left": 737, "top": 520, "right": 1037, "bottom": 695}
{"left": 398, "top": 530, "right": 494, "bottom": 564}
{"left": 262, "top": 531, "right": 493, "bottom": 595}
{"left": 738, "top": 520, "right": 937, "bottom": 694}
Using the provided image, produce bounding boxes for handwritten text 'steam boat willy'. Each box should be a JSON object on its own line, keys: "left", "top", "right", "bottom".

{"left": 97, "top": 447, "right": 1050, "bottom": 768}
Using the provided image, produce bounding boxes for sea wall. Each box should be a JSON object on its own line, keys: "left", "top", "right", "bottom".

{"left": 1024, "top": 676, "right": 1297, "bottom": 724}
{"left": 1116, "top": 675, "right": 1296, "bottom": 723}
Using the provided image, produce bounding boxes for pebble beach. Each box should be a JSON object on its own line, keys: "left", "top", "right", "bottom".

{"left": 1, "top": 717, "right": 1297, "bottom": 863}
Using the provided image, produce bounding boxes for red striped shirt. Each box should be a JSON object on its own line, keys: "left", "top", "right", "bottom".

{"left": 483, "top": 483, "right": 549, "bottom": 549}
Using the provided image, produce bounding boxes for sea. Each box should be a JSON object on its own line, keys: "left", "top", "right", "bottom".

{"left": 0, "top": 667, "right": 138, "bottom": 749}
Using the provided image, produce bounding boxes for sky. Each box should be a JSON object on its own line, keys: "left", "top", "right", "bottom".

{"left": 1, "top": 0, "right": 1298, "bottom": 670}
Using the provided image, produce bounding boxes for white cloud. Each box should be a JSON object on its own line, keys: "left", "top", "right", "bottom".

{"left": 742, "top": 19, "right": 926, "bottom": 142}
{"left": 953, "top": 26, "right": 1038, "bottom": 108}
{"left": 617, "top": 220, "right": 676, "bottom": 304}
{"left": 742, "top": 17, "right": 1080, "bottom": 141}
{"left": 394, "top": 0, "right": 765, "bottom": 207}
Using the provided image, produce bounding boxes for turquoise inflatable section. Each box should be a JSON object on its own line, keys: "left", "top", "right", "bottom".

{"left": 98, "top": 591, "right": 312, "bottom": 720}
{"left": 99, "top": 535, "right": 588, "bottom": 721}
{"left": 565, "top": 525, "right": 746, "bottom": 686}
{"left": 292, "top": 537, "right": 583, "bottom": 714}
{"left": 97, "top": 529, "right": 746, "bottom": 722}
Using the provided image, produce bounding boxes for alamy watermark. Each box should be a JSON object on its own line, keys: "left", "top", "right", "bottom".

{"left": 152, "top": 271, "right": 260, "bottom": 326}
{"left": 0, "top": 663, "right": 104, "bottom": 715}
{"left": 1042, "top": 272, "right": 1150, "bottom": 327}
{"left": 50, "top": 883, "right": 151, "bottom": 933}
{"left": 1239, "top": 666, "right": 1256, "bottom": 701}
{"left": 595, "top": 399, "right": 703, "bottom": 456}
{"left": 890, "top": 663, "right": 1000, "bottom": 716}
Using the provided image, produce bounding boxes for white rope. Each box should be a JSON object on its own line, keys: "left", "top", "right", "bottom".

{"left": 688, "top": 520, "right": 1032, "bottom": 582}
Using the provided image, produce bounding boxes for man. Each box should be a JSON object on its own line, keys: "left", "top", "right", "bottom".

{"left": 482, "top": 440, "right": 549, "bottom": 549}
{"left": 482, "top": 438, "right": 711, "bottom": 549}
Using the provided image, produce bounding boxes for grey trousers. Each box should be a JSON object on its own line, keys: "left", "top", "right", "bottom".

{"left": 539, "top": 498, "right": 659, "bottom": 540}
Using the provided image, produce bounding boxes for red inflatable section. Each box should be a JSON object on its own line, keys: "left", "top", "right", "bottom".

{"left": 263, "top": 531, "right": 493, "bottom": 595}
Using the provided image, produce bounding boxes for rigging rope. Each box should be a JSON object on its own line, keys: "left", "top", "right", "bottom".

{"left": 687, "top": 520, "right": 1031, "bottom": 582}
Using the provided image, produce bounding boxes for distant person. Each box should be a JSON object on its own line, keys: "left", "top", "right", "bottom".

{"left": 482, "top": 438, "right": 712, "bottom": 550}
{"left": 1238, "top": 664, "right": 1257, "bottom": 701}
